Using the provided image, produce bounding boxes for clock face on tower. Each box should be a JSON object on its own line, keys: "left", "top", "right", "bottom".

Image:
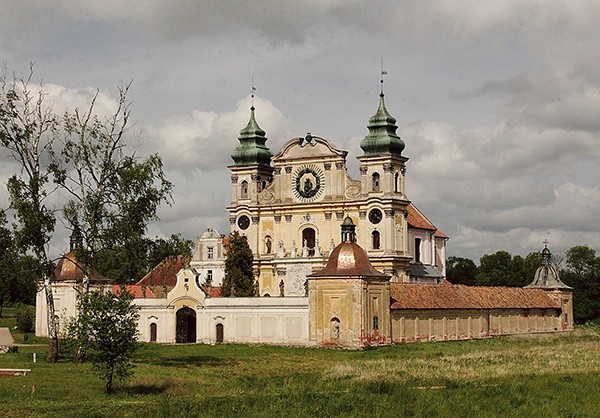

{"left": 237, "top": 215, "right": 250, "bottom": 230}
{"left": 293, "top": 165, "right": 325, "bottom": 202}
{"left": 368, "top": 208, "right": 383, "bottom": 224}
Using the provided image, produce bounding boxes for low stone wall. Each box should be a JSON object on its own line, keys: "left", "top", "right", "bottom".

{"left": 391, "top": 307, "right": 568, "bottom": 343}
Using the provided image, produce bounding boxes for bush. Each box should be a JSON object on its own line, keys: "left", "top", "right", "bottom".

{"left": 15, "top": 304, "right": 34, "bottom": 333}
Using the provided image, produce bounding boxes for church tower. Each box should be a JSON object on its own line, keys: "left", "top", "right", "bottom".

{"left": 227, "top": 102, "right": 273, "bottom": 248}
{"left": 357, "top": 81, "right": 412, "bottom": 282}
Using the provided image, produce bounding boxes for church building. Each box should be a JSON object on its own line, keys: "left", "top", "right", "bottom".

{"left": 226, "top": 87, "right": 446, "bottom": 297}
{"left": 36, "top": 85, "right": 573, "bottom": 347}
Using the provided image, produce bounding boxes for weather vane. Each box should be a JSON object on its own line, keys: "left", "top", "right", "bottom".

{"left": 380, "top": 59, "right": 388, "bottom": 95}
{"left": 251, "top": 75, "right": 256, "bottom": 109}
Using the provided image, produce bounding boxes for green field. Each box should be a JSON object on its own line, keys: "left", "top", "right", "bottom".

{"left": 1, "top": 316, "right": 600, "bottom": 417}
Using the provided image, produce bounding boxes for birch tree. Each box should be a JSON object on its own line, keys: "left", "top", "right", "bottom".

{"left": 52, "top": 83, "right": 173, "bottom": 295}
{"left": 0, "top": 66, "right": 60, "bottom": 362}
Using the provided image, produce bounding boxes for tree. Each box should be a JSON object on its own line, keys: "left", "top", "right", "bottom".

{"left": 446, "top": 256, "right": 478, "bottom": 285}
{"left": 561, "top": 245, "right": 600, "bottom": 323}
{"left": 0, "top": 210, "right": 12, "bottom": 316}
{"left": 222, "top": 231, "right": 255, "bottom": 297}
{"left": 66, "top": 289, "right": 140, "bottom": 394}
{"left": 52, "top": 83, "right": 173, "bottom": 293}
{"left": 476, "top": 250, "right": 531, "bottom": 287}
{"left": 0, "top": 66, "right": 60, "bottom": 362}
{"left": 95, "top": 233, "right": 194, "bottom": 284}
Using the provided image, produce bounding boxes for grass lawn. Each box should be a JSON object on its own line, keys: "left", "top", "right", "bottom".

{"left": 1, "top": 315, "right": 599, "bottom": 417}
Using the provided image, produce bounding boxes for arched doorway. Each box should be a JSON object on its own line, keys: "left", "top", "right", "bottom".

{"left": 302, "top": 227, "right": 316, "bottom": 256}
{"left": 216, "top": 323, "right": 224, "bottom": 343}
{"left": 176, "top": 307, "right": 196, "bottom": 343}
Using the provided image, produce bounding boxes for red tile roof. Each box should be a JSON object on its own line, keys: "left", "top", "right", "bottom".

{"left": 54, "top": 251, "right": 109, "bottom": 283}
{"left": 135, "top": 255, "right": 187, "bottom": 297}
{"left": 407, "top": 204, "right": 448, "bottom": 239}
{"left": 112, "top": 284, "right": 156, "bottom": 298}
{"left": 390, "top": 283, "right": 560, "bottom": 310}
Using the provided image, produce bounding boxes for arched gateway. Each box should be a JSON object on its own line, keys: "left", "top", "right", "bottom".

{"left": 176, "top": 307, "right": 196, "bottom": 343}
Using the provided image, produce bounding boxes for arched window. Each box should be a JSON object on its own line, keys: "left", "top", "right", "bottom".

{"left": 372, "top": 172, "right": 380, "bottom": 192}
{"left": 302, "top": 228, "right": 316, "bottom": 256}
{"left": 371, "top": 231, "right": 381, "bottom": 250}
{"left": 241, "top": 180, "right": 249, "bottom": 199}
{"left": 150, "top": 323, "right": 157, "bottom": 342}
{"left": 216, "top": 323, "right": 224, "bottom": 343}
{"left": 394, "top": 172, "right": 400, "bottom": 193}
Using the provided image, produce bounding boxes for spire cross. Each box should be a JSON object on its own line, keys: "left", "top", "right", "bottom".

{"left": 543, "top": 239, "right": 549, "bottom": 248}
{"left": 380, "top": 59, "right": 388, "bottom": 96}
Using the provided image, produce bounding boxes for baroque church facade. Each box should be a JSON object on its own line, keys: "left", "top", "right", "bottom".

{"left": 226, "top": 90, "right": 446, "bottom": 297}
{"left": 36, "top": 88, "right": 573, "bottom": 348}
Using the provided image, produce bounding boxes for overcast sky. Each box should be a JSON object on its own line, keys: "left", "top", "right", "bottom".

{"left": 1, "top": 1, "right": 599, "bottom": 263}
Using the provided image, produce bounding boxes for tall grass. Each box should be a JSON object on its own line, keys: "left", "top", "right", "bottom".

{"left": 1, "top": 324, "right": 599, "bottom": 417}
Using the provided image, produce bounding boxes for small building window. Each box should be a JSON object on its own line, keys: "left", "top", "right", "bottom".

{"left": 373, "top": 316, "right": 379, "bottom": 331}
{"left": 207, "top": 247, "right": 214, "bottom": 259}
{"left": 150, "top": 323, "right": 157, "bottom": 342}
{"left": 207, "top": 270, "right": 213, "bottom": 283}
{"left": 241, "top": 180, "right": 249, "bottom": 199}
{"left": 372, "top": 172, "right": 380, "bottom": 192}
{"left": 372, "top": 231, "right": 381, "bottom": 250}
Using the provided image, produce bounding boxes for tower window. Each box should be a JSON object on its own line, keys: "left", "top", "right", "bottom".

{"left": 372, "top": 173, "right": 380, "bottom": 192}
{"left": 395, "top": 172, "right": 400, "bottom": 193}
{"left": 371, "top": 231, "right": 381, "bottom": 250}
{"left": 415, "top": 238, "right": 421, "bottom": 263}
{"left": 241, "top": 180, "right": 249, "bottom": 199}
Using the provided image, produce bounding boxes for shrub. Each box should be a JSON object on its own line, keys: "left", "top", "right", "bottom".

{"left": 15, "top": 304, "right": 34, "bottom": 333}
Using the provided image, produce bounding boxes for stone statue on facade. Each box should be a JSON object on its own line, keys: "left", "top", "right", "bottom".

{"left": 290, "top": 240, "right": 297, "bottom": 258}
{"left": 279, "top": 279, "right": 285, "bottom": 297}
{"left": 314, "top": 240, "right": 322, "bottom": 257}
{"left": 301, "top": 239, "right": 309, "bottom": 257}
{"left": 277, "top": 240, "right": 285, "bottom": 258}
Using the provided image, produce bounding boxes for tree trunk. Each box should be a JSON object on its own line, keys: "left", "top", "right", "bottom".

{"left": 43, "top": 275, "right": 59, "bottom": 363}
{"left": 74, "top": 272, "right": 90, "bottom": 363}
{"left": 105, "top": 367, "right": 113, "bottom": 394}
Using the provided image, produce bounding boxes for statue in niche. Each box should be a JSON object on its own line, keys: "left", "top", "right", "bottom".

{"left": 331, "top": 319, "right": 340, "bottom": 340}
{"left": 277, "top": 240, "right": 285, "bottom": 258}
{"left": 329, "top": 239, "right": 335, "bottom": 253}
{"left": 265, "top": 238, "right": 272, "bottom": 254}
{"left": 290, "top": 240, "right": 297, "bottom": 257}
{"left": 301, "top": 239, "right": 309, "bottom": 257}
{"left": 279, "top": 279, "right": 285, "bottom": 297}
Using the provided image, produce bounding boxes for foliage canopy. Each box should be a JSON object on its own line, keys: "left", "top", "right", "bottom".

{"left": 67, "top": 289, "right": 140, "bottom": 393}
{"left": 222, "top": 231, "right": 256, "bottom": 297}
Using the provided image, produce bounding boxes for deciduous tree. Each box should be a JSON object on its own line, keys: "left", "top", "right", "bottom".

{"left": 0, "top": 66, "right": 59, "bottom": 361}
{"left": 446, "top": 256, "right": 478, "bottom": 285}
{"left": 52, "top": 84, "right": 173, "bottom": 293}
{"left": 66, "top": 289, "right": 140, "bottom": 394}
